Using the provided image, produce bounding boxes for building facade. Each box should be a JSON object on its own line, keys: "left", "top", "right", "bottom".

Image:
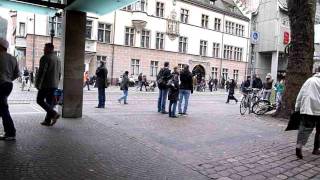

{"left": 10, "top": 0, "right": 250, "bottom": 84}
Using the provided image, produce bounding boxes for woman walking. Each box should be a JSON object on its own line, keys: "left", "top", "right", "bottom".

{"left": 118, "top": 71, "right": 129, "bottom": 104}
{"left": 226, "top": 79, "right": 238, "bottom": 103}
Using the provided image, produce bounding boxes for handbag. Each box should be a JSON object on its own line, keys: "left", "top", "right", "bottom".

{"left": 285, "top": 111, "right": 301, "bottom": 131}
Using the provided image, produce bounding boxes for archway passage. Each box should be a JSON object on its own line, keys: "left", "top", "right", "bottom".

{"left": 192, "top": 64, "right": 206, "bottom": 82}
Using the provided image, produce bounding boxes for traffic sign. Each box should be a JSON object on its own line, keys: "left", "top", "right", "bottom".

{"left": 251, "top": 31, "right": 260, "bottom": 44}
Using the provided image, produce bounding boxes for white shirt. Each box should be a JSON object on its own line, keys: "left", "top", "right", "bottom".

{"left": 295, "top": 73, "right": 320, "bottom": 116}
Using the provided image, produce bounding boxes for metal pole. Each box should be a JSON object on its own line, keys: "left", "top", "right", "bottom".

{"left": 32, "top": 13, "right": 35, "bottom": 72}
{"left": 110, "top": 11, "right": 117, "bottom": 85}
{"left": 250, "top": 43, "right": 254, "bottom": 88}
{"left": 50, "top": 16, "right": 55, "bottom": 44}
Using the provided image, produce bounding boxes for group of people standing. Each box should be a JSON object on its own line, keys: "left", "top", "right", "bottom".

{"left": 157, "top": 62, "right": 193, "bottom": 118}
{"left": 0, "top": 38, "right": 61, "bottom": 140}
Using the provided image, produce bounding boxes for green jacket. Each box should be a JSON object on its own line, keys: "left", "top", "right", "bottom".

{"left": 35, "top": 53, "right": 61, "bottom": 89}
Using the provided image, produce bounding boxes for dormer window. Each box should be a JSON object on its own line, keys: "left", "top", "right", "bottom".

{"left": 209, "top": 0, "right": 215, "bottom": 5}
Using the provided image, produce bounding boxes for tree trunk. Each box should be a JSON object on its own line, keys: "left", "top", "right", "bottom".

{"left": 279, "top": 0, "right": 316, "bottom": 118}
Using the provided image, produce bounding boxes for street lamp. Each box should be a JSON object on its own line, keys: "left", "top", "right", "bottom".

{"left": 29, "top": 14, "right": 35, "bottom": 73}
{"left": 50, "top": 12, "right": 62, "bottom": 44}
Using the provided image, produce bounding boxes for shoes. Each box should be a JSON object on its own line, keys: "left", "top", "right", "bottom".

{"left": 50, "top": 113, "right": 60, "bottom": 126}
{"left": 170, "top": 115, "right": 178, "bottom": 118}
{"left": 0, "top": 134, "right": 16, "bottom": 141}
{"left": 95, "top": 106, "right": 105, "bottom": 108}
{"left": 225, "top": 102, "right": 229, "bottom": 104}
{"left": 296, "top": 148, "right": 303, "bottom": 159}
{"left": 124, "top": 102, "right": 128, "bottom": 105}
{"left": 312, "top": 149, "right": 320, "bottom": 155}
{"left": 182, "top": 113, "right": 188, "bottom": 115}
{"left": 178, "top": 112, "right": 183, "bottom": 115}
{"left": 118, "top": 99, "right": 121, "bottom": 104}
{"left": 161, "top": 111, "right": 169, "bottom": 114}
{"left": 41, "top": 121, "right": 51, "bottom": 126}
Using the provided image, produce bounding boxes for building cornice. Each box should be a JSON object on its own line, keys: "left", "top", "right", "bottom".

{"left": 178, "top": 0, "right": 250, "bottom": 22}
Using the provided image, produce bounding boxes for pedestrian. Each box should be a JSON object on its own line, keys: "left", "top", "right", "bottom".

{"left": 262, "top": 73, "right": 273, "bottom": 101}
{"left": 213, "top": 78, "right": 218, "bottom": 91}
{"left": 178, "top": 65, "right": 193, "bottom": 115}
{"left": 95, "top": 61, "right": 108, "bottom": 108}
{"left": 157, "top": 62, "right": 172, "bottom": 114}
{"left": 0, "top": 38, "right": 20, "bottom": 140}
{"left": 208, "top": 77, "right": 213, "bottom": 92}
{"left": 83, "top": 71, "right": 90, "bottom": 90}
{"left": 118, "top": 71, "right": 129, "bottom": 104}
{"left": 221, "top": 77, "right": 225, "bottom": 89}
{"left": 274, "top": 77, "right": 285, "bottom": 111}
{"left": 226, "top": 78, "right": 230, "bottom": 92}
{"left": 252, "top": 74, "right": 263, "bottom": 89}
{"left": 141, "top": 75, "right": 147, "bottom": 91}
{"left": 35, "top": 43, "right": 61, "bottom": 126}
{"left": 226, "top": 79, "right": 238, "bottom": 103}
{"left": 295, "top": 71, "right": 320, "bottom": 159}
{"left": 138, "top": 73, "right": 143, "bottom": 91}
{"left": 168, "top": 68, "right": 180, "bottom": 118}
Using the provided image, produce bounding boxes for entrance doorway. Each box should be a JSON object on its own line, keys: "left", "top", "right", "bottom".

{"left": 192, "top": 65, "right": 206, "bottom": 91}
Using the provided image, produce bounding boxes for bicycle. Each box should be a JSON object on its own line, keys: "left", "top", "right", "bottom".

{"left": 252, "top": 99, "right": 276, "bottom": 115}
{"left": 240, "top": 88, "right": 261, "bottom": 115}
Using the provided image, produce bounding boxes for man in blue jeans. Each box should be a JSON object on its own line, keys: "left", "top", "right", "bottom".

{"left": 0, "top": 38, "right": 20, "bottom": 140}
{"left": 118, "top": 71, "right": 129, "bottom": 104}
{"left": 157, "top": 62, "right": 172, "bottom": 114}
{"left": 178, "top": 65, "right": 193, "bottom": 115}
{"left": 95, "top": 61, "right": 108, "bottom": 108}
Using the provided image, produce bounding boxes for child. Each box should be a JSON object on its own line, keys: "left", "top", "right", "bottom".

{"left": 275, "top": 78, "right": 285, "bottom": 111}
{"left": 168, "top": 73, "right": 180, "bottom": 118}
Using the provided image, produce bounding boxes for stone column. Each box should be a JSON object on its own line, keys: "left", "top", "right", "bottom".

{"left": 271, "top": 51, "right": 279, "bottom": 81}
{"left": 61, "top": 10, "right": 86, "bottom": 118}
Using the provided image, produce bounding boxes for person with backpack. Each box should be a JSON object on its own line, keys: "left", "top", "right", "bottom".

{"left": 226, "top": 79, "right": 238, "bottom": 104}
{"left": 168, "top": 67, "right": 180, "bottom": 118}
{"left": 157, "top": 62, "right": 172, "bottom": 114}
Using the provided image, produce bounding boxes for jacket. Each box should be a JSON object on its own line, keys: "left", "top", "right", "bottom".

{"left": 295, "top": 73, "right": 320, "bottom": 116}
{"left": 168, "top": 74, "right": 180, "bottom": 101}
{"left": 157, "top": 67, "right": 172, "bottom": 89}
{"left": 179, "top": 69, "right": 193, "bottom": 90}
{"left": 35, "top": 53, "right": 61, "bottom": 89}
{"left": 120, "top": 74, "right": 129, "bottom": 91}
{"left": 96, "top": 66, "right": 108, "bottom": 88}
{"left": 0, "top": 52, "right": 20, "bottom": 85}
{"left": 253, "top": 78, "right": 263, "bottom": 89}
{"left": 263, "top": 79, "right": 273, "bottom": 90}
{"left": 228, "top": 82, "right": 236, "bottom": 95}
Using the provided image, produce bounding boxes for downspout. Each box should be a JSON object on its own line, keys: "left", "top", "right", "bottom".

{"left": 219, "top": 13, "right": 225, "bottom": 85}
{"left": 111, "top": 11, "right": 116, "bottom": 85}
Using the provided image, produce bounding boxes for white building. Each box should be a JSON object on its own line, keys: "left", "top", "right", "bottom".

{"left": 10, "top": 0, "right": 251, "bottom": 84}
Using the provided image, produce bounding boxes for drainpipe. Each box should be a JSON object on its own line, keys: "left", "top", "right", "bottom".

{"left": 110, "top": 11, "right": 116, "bottom": 85}
{"left": 219, "top": 13, "right": 226, "bottom": 85}
{"left": 32, "top": 13, "right": 35, "bottom": 72}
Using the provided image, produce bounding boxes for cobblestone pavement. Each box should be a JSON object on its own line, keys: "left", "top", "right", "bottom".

{"left": 1, "top": 83, "right": 320, "bottom": 179}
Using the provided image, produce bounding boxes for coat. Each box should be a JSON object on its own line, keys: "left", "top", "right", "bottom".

{"left": 168, "top": 75, "right": 179, "bottom": 101}
{"left": 157, "top": 67, "right": 172, "bottom": 90}
{"left": 35, "top": 53, "right": 61, "bottom": 90}
{"left": 0, "top": 52, "right": 20, "bottom": 85}
{"left": 179, "top": 69, "right": 193, "bottom": 90}
{"left": 120, "top": 74, "right": 129, "bottom": 91}
{"left": 96, "top": 66, "right": 108, "bottom": 89}
{"left": 295, "top": 73, "right": 320, "bottom": 116}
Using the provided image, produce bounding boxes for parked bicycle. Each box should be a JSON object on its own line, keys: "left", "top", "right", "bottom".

{"left": 252, "top": 99, "right": 276, "bottom": 115}
{"left": 240, "top": 88, "right": 261, "bottom": 115}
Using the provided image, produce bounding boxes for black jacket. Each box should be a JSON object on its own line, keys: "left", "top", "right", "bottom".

{"left": 168, "top": 74, "right": 180, "bottom": 101}
{"left": 179, "top": 69, "right": 193, "bottom": 90}
{"left": 157, "top": 67, "right": 172, "bottom": 89}
{"left": 228, "top": 82, "right": 236, "bottom": 95}
{"left": 96, "top": 66, "right": 108, "bottom": 88}
{"left": 252, "top": 78, "right": 263, "bottom": 89}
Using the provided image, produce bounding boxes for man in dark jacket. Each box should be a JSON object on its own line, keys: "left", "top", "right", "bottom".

{"left": 118, "top": 71, "right": 129, "bottom": 104}
{"left": 252, "top": 74, "right": 263, "bottom": 89}
{"left": 95, "top": 61, "right": 108, "bottom": 108}
{"left": 178, "top": 65, "right": 193, "bottom": 115}
{"left": 35, "top": 43, "right": 61, "bottom": 126}
{"left": 0, "top": 38, "right": 20, "bottom": 140}
{"left": 157, "top": 62, "right": 172, "bottom": 113}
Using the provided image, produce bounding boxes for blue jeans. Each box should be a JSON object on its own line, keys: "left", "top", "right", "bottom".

{"left": 158, "top": 88, "right": 168, "bottom": 112}
{"left": 98, "top": 88, "right": 106, "bottom": 107}
{"left": 0, "top": 82, "right": 15, "bottom": 137}
{"left": 119, "top": 90, "right": 128, "bottom": 103}
{"left": 178, "top": 89, "right": 191, "bottom": 114}
{"left": 169, "top": 100, "right": 177, "bottom": 117}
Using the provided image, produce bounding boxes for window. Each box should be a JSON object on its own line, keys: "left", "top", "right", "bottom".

{"left": 156, "top": 2, "right": 164, "bottom": 17}
{"left": 125, "top": 27, "right": 135, "bottom": 46}
{"left": 230, "top": 22, "right": 235, "bottom": 34}
{"left": 200, "top": 40, "right": 208, "bottom": 56}
{"left": 54, "top": 51, "right": 61, "bottom": 57}
{"left": 122, "top": 5, "right": 132, "bottom": 11}
{"left": 98, "top": 23, "right": 112, "bottom": 43}
{"left": 179, "top": 36, "right": 188, "bottom": 53}
{"left": 180, "top": 9, "right": 189, "bottom": 23}
{"left": 224, "top": 45, "right": 233, "bottom": 59}
{"left": 19, "top": 22, "right": 25, "bottom": 36}
{"left": 178, "top": 64, "right": 186, "bottom": 72}
{"left": 209, "top": 0, "right": 215, "bottom": 5}
{"left": 156, "top": 32, "right": 165, "bottom": 50}
{"left": 222, "top": 68, "right": 228, "bottom": 80}
{"left": 233, "top": 47, "right": 243, "bottom": 61}
{"left": 213, "top": 43, "right": 220, "bottom": 58}
{"left": 131, "top": 59, "right": 140, "bottom": 75}
{"left": 214, "top": 18, "right": 221, "bottom": 31}
{"left": 212, "top": 67, "right": 218, "bottom": 79}
{"left": 235, "top": 24, "right": 244, "bottom": 36}
{"left": 233, "top": 70, "right": 239, "bottom": 82}
{"left": 239, "top": 25, "right": 244, "bottom": 36}
{"left": 150, "top": 61, "right": 159, "bottom": 76}
{"left": 225, "top": 21, "right": 234, "bottom": 34}
{"left": 86, "top": 20, "right": 93, "bottom": 39}
{"left": 141, "top": 30, "right": 150, "bottom": 48}
{"left": 139, "top": 0, "right": 146, "bottom": 12}
{"left": 201, "top": 14, "right": 209, "bottom": 28}
{"left": 48, "top": 17, "right": 63, "bottom": 37}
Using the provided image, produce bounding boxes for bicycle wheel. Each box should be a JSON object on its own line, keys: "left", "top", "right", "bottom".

{"left": 252, "top": 100, "right": 271, "bottom": 115}
{"left": 240, "top": 97, "right": 248, "bottom": 115}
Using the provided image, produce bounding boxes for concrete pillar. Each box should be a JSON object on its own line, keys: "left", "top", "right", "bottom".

{"left": 271, "top": 51, "right": 279, "bottom": 81}
{"left": 61, "top": 11, "right": 86, "bottom": 118}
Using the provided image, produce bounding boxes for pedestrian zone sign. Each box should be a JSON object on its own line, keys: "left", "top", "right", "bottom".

{"left": 251, "top": 31, "right": 260, "bottom": 44}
